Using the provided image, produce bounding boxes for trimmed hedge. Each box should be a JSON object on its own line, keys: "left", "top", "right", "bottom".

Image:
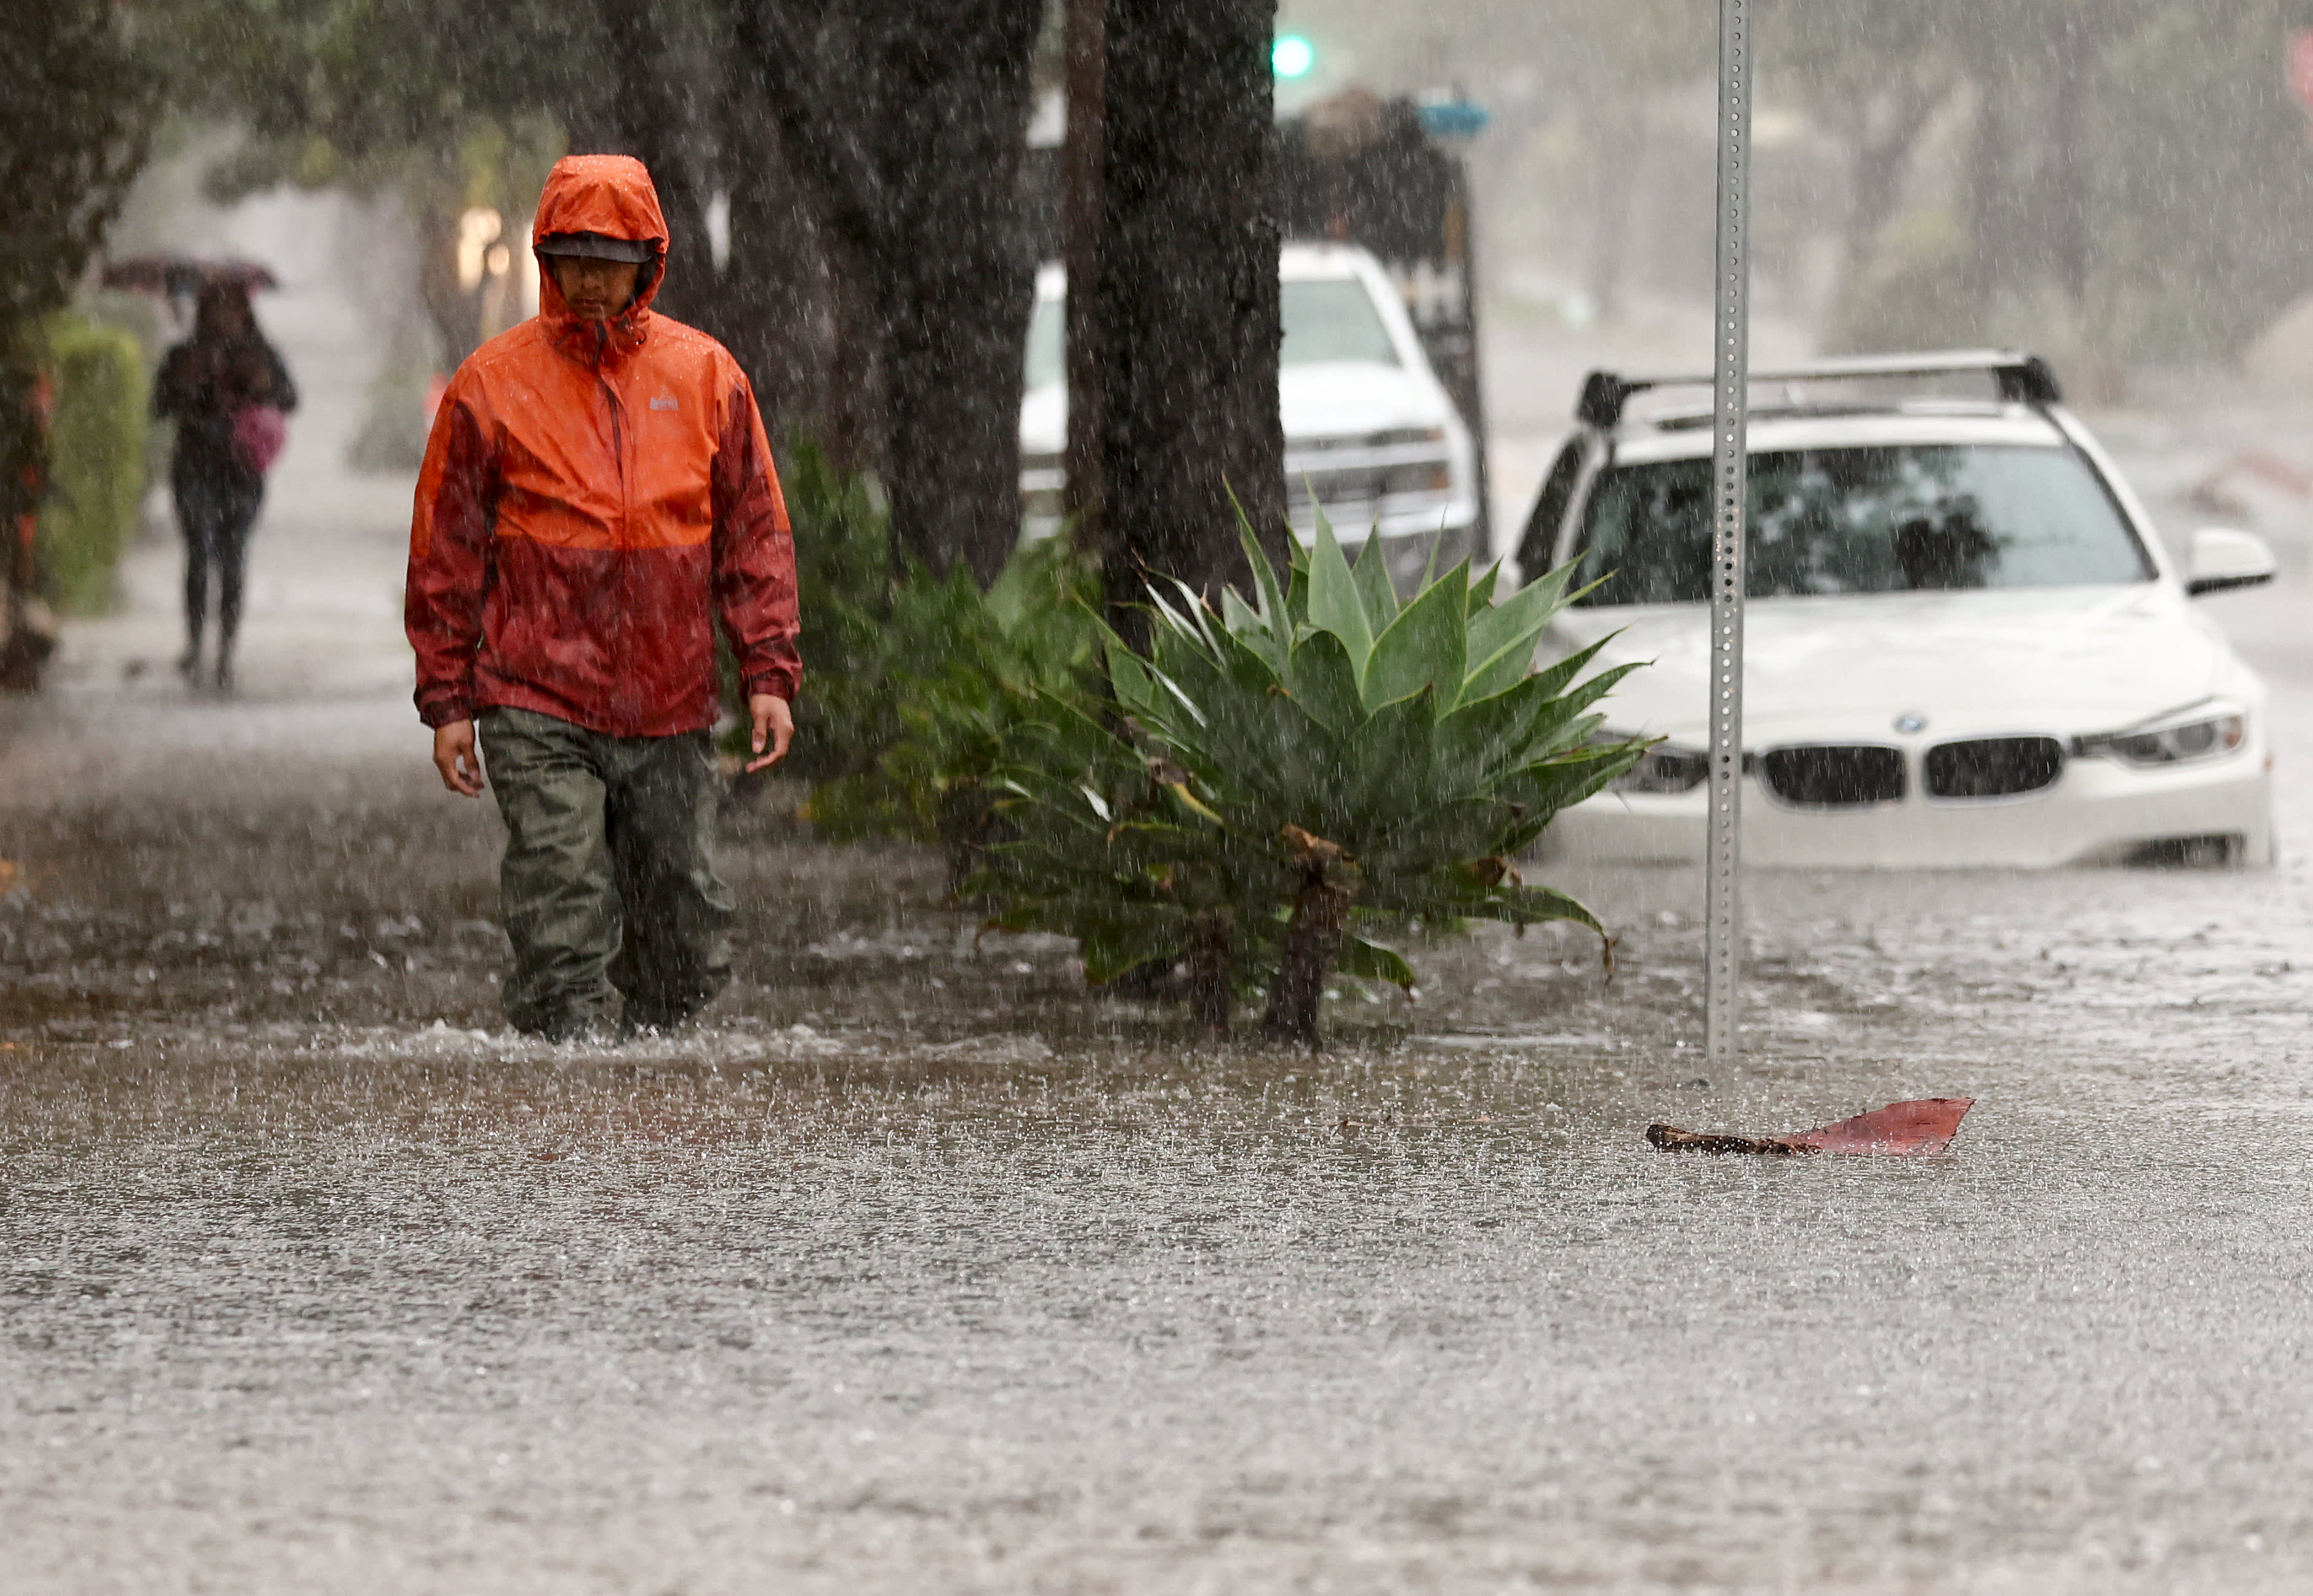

{"left": 39, "top": 315, "right": 149, "bottom": 614}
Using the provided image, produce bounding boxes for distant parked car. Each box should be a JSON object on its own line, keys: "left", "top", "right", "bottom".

{"left": 1019, "top": 243, "right": 1482, "bottom": 586}
{"left": 1519, "top": 351, "right": 2277, "bottom": 868}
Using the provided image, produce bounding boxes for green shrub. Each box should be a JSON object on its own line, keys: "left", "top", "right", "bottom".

{"left": 37, "top": 314, "right": 148, "bottom": 614}
{"left": 974, "top": 513, "right": 1646, "bottom": 1044}
{"left": 731, "top": 442, "right": 1100, "bottom": 877}
{"left": 742, "top": 441, "right": 911, "bottom": 788}
{"left": 801, "top": 535, "right": 1098, "bottom": 876}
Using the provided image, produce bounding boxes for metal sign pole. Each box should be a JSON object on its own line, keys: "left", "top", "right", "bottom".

{"left": 1705, "top": 0, "right": 1752, "bottom": 1071}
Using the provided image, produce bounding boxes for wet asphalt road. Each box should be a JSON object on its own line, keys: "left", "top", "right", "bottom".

{"left": 3, "top": 567, "right": 2312, "bottom": 1593}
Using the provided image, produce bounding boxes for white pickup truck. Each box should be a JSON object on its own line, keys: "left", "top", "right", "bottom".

{"left": 1019, "top": 243, "right": 1482, "bottom": 586}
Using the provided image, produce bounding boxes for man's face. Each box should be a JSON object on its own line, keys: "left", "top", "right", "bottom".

{"left": 548, "top": 255, "right": 642, "bottom": 322}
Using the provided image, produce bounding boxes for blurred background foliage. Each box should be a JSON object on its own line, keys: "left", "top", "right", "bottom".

{"left": 36, "top": 316, "right": 150, "bottom": 617}
{"left": 1302, "top": 0, "right": 2313, "bottom": 379}
{"left": 2, "top": 0, "right": 160, "bottom": 669}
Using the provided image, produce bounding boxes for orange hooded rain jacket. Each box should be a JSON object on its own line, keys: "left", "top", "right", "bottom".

{"left": 406, "top": 154, "right": 799, "bottom": 738}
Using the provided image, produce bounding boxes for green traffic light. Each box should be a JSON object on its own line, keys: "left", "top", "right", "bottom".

{"left": 1272, "top": 34, "right": 1315, "bottom": 79}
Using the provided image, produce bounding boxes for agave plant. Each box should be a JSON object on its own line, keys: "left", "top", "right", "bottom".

{"left": 976, "top": 514, "right": 1646, "bottom": 1044}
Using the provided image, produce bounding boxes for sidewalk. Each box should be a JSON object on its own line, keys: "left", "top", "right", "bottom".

{"left": 2, "top": 189, "right": 423, "bottom": 806}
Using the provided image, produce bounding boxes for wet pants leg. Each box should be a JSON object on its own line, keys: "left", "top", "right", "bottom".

{"left": 213, "top": 496, "right": 259, "bottom": 661}
{"left": 604, "top": 729, "right": 734, "bottom": 1029}
{"left": 478, "top": 708, "right": 732, "bottom": 1038}
{"left": 174, "top": 475, "right": 217, "bottom": 656}
{"left": 174, "top": 464, "right": 262, "bottom": 664}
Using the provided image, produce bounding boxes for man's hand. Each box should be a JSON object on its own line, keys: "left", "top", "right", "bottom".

{"left": 433, "top": 719, "right": 485, "bottom": 796}
{"left": 745, "top": 693, "right": 795, "bottom": 773}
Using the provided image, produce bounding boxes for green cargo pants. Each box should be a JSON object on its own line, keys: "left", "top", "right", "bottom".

{"left": 478, "top": 707, "right": 734, "bottom": 1038}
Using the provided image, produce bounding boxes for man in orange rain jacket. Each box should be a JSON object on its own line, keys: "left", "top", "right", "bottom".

{"left": 406, "top": 154, "right": 799, "bottom": 1041}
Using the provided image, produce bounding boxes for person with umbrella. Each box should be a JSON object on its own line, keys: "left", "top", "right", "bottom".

{"left": 150, "top": 276, "right": 296, "bottom": 689}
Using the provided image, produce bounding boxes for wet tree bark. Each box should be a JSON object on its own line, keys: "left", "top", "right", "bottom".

{"left": 1061, "top": 0, "right": 1110, "bottom": 558}
{"left": 726, "top": 0, "right": 892, "bottom": 478}
{"left": 2040, "top": 8, "right": 2092, "bottom": 314}
{"left": 1584, "top": 98, "right": 1646, "bottom": 325}
{"left": 1090, "top": 0, "right": 1286, "bottom": 637}
{"left": 730, "top": 0, "right": 1041, "bottom": 582}
{"left": 870, "top": 0, "right": 1044, "bottom": 586}
{"left": 717, "top": 78, "right": 836, "bottom": 453}
{"left": 590, "top": 0, "right": 718, "bottom": 328}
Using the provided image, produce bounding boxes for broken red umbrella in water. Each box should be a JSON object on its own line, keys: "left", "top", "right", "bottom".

{"left": 1646, "top": 1098, "right": 1975, "bottom": 1157}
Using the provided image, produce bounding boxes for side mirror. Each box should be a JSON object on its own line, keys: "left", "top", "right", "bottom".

{"left": 2185, "top": 527, "right": 2276, "bottom": 597}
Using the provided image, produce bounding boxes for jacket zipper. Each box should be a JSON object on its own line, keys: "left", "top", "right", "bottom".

{"left": 594, "top": 322, "right": 629, "bottom": 726}
{"left": 593, "top": 322, "right": 627, "bottom": 513}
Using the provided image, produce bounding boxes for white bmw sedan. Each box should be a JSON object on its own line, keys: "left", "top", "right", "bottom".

{"left": 1526, "top": 354, "right": 2279, "bottom": 868}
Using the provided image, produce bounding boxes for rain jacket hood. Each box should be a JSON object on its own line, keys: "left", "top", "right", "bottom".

{"left": 532, "top": 155, "right": 669, "bottom": 351}
{"left": 406, "top": 157, "right": 798, "bottom": 739}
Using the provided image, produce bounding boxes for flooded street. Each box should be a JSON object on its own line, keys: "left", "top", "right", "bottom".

{"left": 7, "top": 236, "right": 2313, "bottom": 1590}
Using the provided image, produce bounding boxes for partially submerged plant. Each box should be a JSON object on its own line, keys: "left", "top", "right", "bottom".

{"left": 976, "top": 514, "right": 1646, "bottom": 1044}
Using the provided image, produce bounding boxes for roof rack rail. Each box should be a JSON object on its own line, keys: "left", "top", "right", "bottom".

{"left": 1576, "top": 351, "right": 2062, "bottom": 429}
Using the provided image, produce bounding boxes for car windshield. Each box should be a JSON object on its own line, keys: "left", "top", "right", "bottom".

{"left": 1572, "top": 443, "right": 2153, "bottom": 605}
{"left": 1278, "top": 279, "right": 1399, "bottom": 367}
{"left": 1023, "top": 276, "right": 1399, "bottom": 389}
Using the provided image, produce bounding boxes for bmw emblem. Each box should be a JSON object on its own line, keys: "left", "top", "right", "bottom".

{"left": 1893, "top": 712, "right": 1928, "bottom": 734}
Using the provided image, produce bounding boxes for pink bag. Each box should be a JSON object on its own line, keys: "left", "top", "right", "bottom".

{"left": 233, "top": 405, "right": 289, "bottom": 474}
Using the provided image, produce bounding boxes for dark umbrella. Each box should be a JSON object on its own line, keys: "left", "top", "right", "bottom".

{"left": 100, "top": 255, "right": 279, "bottom": 297}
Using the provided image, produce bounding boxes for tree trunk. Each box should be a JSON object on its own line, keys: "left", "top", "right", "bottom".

{"left": 591, "top": 0, "right": 719, "bottom": 328}
{"left": 1094, "top": 0, "right": 1286, "bottom": 637}
{"left": 2042, "top": 9, "right": 2091, "bottom": 313}
{"left": 1584, "top": 99, "right": 1646, "bottom": 324}
{"left": 1837, "top": 79, "right": 1947, "bottom": 283}
{"left": 1062, "top": 0, "right": 1110, "bottom": 558}
{"left": 413, "top": 187, "right": 483, "bottom": 372}
{"left": 728, "top": 0, "right": 891, "bottom": 477}
{"left": 1956, "top": 12, "right": 2020, "bottom": 314}
{"left": 730, "top": 0, "right": 1040, "bottom": 577}
{"left": 718, "top": 75, "right": 836, "bottom": 451}
{"left": 1261, "top": 827, "right": 1357, "bottom": 1047}
{"left": 872, "top": 0, "right": 1044, "bottom": 585}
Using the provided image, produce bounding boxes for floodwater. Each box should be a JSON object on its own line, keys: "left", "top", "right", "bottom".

{"left": 10, "top": 586, "right": 2313, "bottom": 1596}
{"left": 7, "top": 198, "right": 2313, "bottom": 1592}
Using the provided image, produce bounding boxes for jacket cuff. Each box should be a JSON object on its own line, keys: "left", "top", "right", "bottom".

{"left": 742, "top": 668, "right": 799, "bottom": 702}
{"left": 418, "top": 690, "right": 476, "bottom": 728}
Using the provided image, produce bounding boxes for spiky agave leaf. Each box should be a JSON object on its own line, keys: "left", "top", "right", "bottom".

{"left": 978, "top": 505, "right": 1649, "bottom": 1028}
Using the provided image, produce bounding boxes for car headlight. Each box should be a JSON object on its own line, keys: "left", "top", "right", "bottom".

{"left": 2074, "top": 704, "right": 2247, "bottom": 768}
{"left": 1600, "top": 734, "right": 1709, "bottom": 795}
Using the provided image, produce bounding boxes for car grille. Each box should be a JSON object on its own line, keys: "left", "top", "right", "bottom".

{"left": 1757, "top": 745, "right": 1906, "bottom": 807}
{"left": 1924, "top": 736, "right": 2064, "bottom": 799}
{"left": 1283, "top": 430, "right": 1454, "bottom": 529}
